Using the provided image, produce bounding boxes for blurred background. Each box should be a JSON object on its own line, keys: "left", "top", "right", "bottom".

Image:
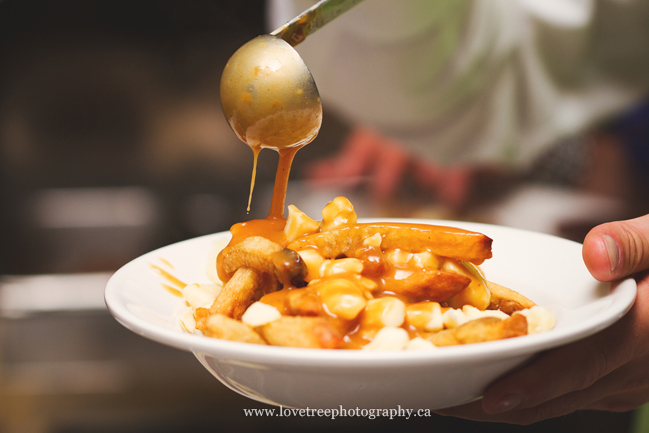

{"left": 0, "top": 0, "right": 648, "bottom": 432}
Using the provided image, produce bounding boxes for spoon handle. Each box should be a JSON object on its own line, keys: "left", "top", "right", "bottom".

{"left": 271, "top": 0, "right": 365, "bottom": 47}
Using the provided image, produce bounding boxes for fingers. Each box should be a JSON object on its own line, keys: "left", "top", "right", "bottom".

{"left": 583, "top": 214, "right": 649, "bottom": 282}
{"left": 305, "top": 125, "right": 476, "bottom": 206}
{"left": 438, "top": 282, "right": 649, "bottom": 424}
{"left": 436, "top": 395, "right": 580, "bottom": 425}
{"left": 479, "top": 312, "right": 635, "bottom": 413}
{"left": 371, "top": 140, "right": 408, "bottom": 200}
{"left": 332, "top": 127, "right": 379, "bottom": 179}
{"left": 584, "top": 355, "right": 649, "bottom": 412}
{"left": 305, "top": 126, "right": 411, "bottom": 200}
{"left": 412, "top": 159, "right": 442, "bottom": 187}
{"left": 586, "top": 387, "right": 649, "bottom": 412}
{"left": 438, "top": 347, "right": 649, "bottom": 424}
{"left": 413, "top": 162, "right": 473, "bottom": 209}
{"left": 305, "top": 127, "right": 378, "bottom": 184}
{"left": 437, "top": 219, "right": 649, "bottom": 426}
{"left": 438, "top": 374, "right": 624, "bottom": 425}
{"left": 437, "top": 166, "right": 472, "bottom": 210}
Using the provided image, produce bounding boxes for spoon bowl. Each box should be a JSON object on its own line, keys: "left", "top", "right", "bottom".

{"left": 220, "top": 35, "right": 322, "bottom": 150}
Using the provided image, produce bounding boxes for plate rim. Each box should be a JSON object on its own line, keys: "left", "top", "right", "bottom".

{"left": 105, "top": 219, "right": 637, "bottom": 367}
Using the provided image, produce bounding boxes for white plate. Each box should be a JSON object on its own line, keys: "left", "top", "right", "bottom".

{"left": 105, "top": 219, "right": 636, "bottom": 410}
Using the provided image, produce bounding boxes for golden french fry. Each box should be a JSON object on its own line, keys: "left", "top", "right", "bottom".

{"left": 428, "top": 315, "right": 528, "bottom": 346}
{"left": 487, "top": 281, "right": 536, "bottom": 314}
{"left": 386, "top": 270, "right": 471, "bottom": 302}
{"left": 287, "top": 223, "right": 492, "bottom": 265}
{"left": 209, "top": 267, "right": 262, "bottom": 320}
{"left": 456, "top": 314, "right": 528, "bottom": 343}
{"left": 194, "top": 307, "right": 210, "bottom": 332}
{"left": 259, "top": 316, "right": 343, "bottom": 348}
{"left": 219, "top": 236, "right": 282, "bottom": 279}
{"left": 285, "top": 288, "right": 322, "bottom": 316}
{"left": 218, "top": 236, "right": 306, "bottom": 290}
{"left": 204, "top": 314, "right": 267, "bottom": 345}
{"left": 427, "top": 328, "right": 460, "bottom": 347}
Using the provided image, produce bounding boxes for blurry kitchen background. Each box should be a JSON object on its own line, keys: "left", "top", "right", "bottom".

{"left": 0, "top": 1, "right": 647, "bottom": 432}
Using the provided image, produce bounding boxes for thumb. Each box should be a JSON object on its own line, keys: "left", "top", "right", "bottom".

{"left": 583, "top": 214, "right": 649, "bottom": 281}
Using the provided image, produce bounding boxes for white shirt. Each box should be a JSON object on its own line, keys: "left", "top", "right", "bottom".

{"left": 268, "top": 0, "right": 649, "bottom": 168}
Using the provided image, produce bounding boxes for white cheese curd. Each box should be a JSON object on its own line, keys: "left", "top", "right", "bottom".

{"left": 178, "top": 307, "right": 197, "bottom": 333}
{"left": 462, "top": 305, "right": 509, "bottom": 321}
{"left": 363, "top": 232, "right": 382, "bottom": 247}
{"left": 424, "top": 303, "right": 444, "bottom": 332}
{"left": 406, "top": 337, "right": 437, "bottom": 351}
{"left": 241, "top": 302, "right": 282, "bottom": 327}
{"left": 183, "top": 283, "right": 221, "bottom": 310}
{"left": 515, "top": 306, "right": 556, "bottom": 334}
{"left": 362, "top": 327, "right": 409, "bottom": 351}
{"left": 442, "top": 308, "right": 468, "bottom": 328}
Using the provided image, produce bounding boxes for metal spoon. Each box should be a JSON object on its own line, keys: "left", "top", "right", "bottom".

{"left": 220, "top": 0, "right": 364, "bottom": 151}
{"left": 219, "top": 34, "right": 322, "bottom": 150}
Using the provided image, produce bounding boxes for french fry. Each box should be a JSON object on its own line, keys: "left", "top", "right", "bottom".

{"left": 428, "top": 315, "right": 528, "bottom": 346}
{"left": 219, "top": 236, "right": 281, "bottom": 279}
{"left": 287, "top": 223, "right": 492, "bottom": 265}
{"left": 259, "top": 316, "right": 343, "bottom": 348}
{"left": 386, "top": 270, "right": 471, "bottom": 302}
{"left": 218, "top": 236, "right": 306, "bottom": 290}
{"left": 285, "top": 288, "right": 322, "bottom": 316}
{"left": 487, "top": 281, "right": 536, "bottom": 314}
{"left": 457, "top": 314, "right": 528, "bottom": 342}
{"left": 204, "top": 314, "right": 267, "bottom": 345}
{"left": 194, "top": 306, "right": 210, "bottom": 332}
{"left": 209, "top": 267, "right": 262, "bottom": 320}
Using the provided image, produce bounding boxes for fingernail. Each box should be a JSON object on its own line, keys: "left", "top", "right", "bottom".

{"left": 602, "top": 235, "right": 620, "bottom": 273}
{"left": 487, "top": 394, "right": 521, "bottom": 414}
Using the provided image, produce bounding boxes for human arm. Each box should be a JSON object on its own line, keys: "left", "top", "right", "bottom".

{"left": 305, "top": 126, "right": 473, "bottom": 210}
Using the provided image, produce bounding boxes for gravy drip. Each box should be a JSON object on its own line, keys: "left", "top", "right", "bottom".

{"left": 246, "top": 147, "right": 261, "bottom": 213}
{"left": 226, "top": 145, "right": 303, "bottom": 247}
{"left": 217, "top": 145, "right": 305, "bottom": 280}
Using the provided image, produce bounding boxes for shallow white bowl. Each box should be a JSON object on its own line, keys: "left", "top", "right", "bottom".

{"left": 105, "top": 219, "right": 636, "bottom": 410}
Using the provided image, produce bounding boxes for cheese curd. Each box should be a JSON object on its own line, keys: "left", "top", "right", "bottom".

{"left": 442, "top": 308, "right": 469, "bottom": 329}
{"left": 406, "top": 337, "right": 437, "bottom": 351}
{"left": 515, "top": 306, "right": 556, "bottom": 334}
{"left": 184, "top": 283, "right": 222, "bottom": 310}
{"left": 362, "top": 327, "right": 410, "bottom": 351}
{"left": 241, "top": 302, "right": 282, "bottom": 327}
{"left": 320, "top": 196, "right": 357, "bottom": 232}
{"left": 285, "top": 204, "right": 320, "bottom": 243}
